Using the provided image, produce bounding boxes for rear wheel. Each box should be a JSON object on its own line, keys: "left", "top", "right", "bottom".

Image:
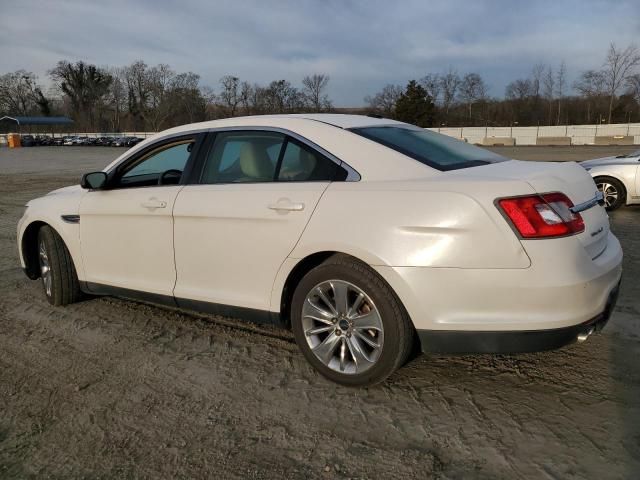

{"left": 37, "top": 225, "right": 82, "bottom": 306}
{"left": 291, "top": 254, "right": 414, "bottom": 386}
{"left": 595, "top": 176, "right": 626, "bottom": 211}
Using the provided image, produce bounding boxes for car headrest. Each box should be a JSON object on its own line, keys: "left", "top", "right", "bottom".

{"left": 239, "top": 143, "right": 272, "bottom": 179}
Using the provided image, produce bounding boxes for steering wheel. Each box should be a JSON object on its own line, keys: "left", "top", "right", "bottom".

{"left": 158, "top": 169, "right": 182, "bottom": 185}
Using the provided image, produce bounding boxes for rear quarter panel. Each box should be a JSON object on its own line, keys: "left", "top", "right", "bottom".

{"left": 289, "top": 180, "right": 532, "bottom": 269}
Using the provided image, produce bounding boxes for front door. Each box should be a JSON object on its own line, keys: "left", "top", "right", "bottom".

{"left": 79, "top": 135, "right": 201, "bottom": 296}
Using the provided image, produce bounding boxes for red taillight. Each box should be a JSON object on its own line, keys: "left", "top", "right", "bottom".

{"left": 497, "top": 192, "right": 585, "bottom": 239}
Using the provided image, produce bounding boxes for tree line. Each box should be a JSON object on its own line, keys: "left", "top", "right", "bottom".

{"left": 0, "top": 43, "right": 639, "bottom": 131}
{"left": 367, "top": 43, "right": 640, "bottom": 128}
{"left": 0, "top": 61, "right": 333, "bottom": 132}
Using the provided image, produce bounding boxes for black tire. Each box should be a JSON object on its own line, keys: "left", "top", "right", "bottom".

{"left": 37, "top": 225, "right": 82, "bottom": 306}
{"left": 594, "top": 176, "right": 626, "bottom": 211}
{"left": 290, "top": 254, "right": 415, "bottom": 387}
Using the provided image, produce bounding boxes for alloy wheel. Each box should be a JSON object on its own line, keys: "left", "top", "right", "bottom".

{"left": 597, "top": 182, "right": 618, "bottom": 208}
{"left": 39, "top": 240, "right": 52, "bottom": 297}
{"left": 302, "top": 280, "right": 384, "bottom": 374}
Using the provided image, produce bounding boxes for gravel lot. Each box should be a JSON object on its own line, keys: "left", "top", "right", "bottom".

{"left": 0, "top": 146, "right": 639, "bottom": 479}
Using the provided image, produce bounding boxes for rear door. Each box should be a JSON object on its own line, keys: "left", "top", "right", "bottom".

{"left": 172, "top": 130, "right": 346, "bottom": 311}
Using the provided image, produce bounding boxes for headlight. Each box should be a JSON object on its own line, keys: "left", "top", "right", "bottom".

{"left": 583, "top": 167, "right": 592, "bottom": 171}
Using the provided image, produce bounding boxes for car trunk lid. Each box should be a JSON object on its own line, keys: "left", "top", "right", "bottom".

{"left": 452, "top": 160, "right": 610, "bottom": 259}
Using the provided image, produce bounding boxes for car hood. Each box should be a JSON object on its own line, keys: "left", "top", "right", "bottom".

{"left": 46, "top": 184, "right": 83, "bottom": 196}
{"left": 580, "top": 156, "right": 640, "bottom": 168}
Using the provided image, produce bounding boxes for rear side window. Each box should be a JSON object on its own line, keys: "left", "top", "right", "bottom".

{"left": 201, "top": 132, "right": 284, "bottom": 184}
{"left": 278, "top": 139, "right": 347, "bottom": 182}
{"left": 200, "top": 130, "right": 348, "bottom": 184}
{"left": 350, "top": 126, "right": 507, "bottom": 171}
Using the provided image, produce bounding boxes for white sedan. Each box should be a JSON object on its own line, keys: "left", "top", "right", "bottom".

{"left": 17, "top": 114, "right": 623, "bottom": 386}
{"left": 580, "top": 148, "right": 640, "bottom": 210}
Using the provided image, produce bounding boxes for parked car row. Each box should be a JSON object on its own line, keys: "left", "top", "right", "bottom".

{"left": 18, "top": 135, "right": 144, "bottom": 148}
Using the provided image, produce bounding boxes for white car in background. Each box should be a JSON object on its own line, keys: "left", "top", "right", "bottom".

{"left": 581, "top": 149, "right": 640, "bottom": 210}
{"left": 17, "top": 115, "right": 622, "bottom": 386}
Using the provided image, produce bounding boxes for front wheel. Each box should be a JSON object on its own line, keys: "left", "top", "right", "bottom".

{"left": 291, "top": 255, "right": 414, "bottom": 386}
{"left": 595, "top": 176, "right": 626, "bottom": 211}
{"left": 37, "top": 225, "right": 82, "bottom": 306}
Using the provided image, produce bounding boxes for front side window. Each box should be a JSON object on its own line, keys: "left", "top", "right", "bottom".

{"left": 350, "top": 126, "right": 507, "bottom": 171}
{"left": 115, "top": 139, "right": 195, "bottom": 188}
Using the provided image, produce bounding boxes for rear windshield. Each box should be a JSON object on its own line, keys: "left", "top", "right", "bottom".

{"left": 350, "top": 126, "right": 507, "bottom": 171}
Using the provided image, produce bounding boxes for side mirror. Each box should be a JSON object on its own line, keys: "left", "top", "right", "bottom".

{"left": 81, "top": 171, "right": 108, "bottom": 190}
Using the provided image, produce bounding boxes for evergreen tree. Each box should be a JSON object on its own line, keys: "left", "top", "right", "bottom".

{"left": 394, "top": 80, "right": 435, "bottom": 127}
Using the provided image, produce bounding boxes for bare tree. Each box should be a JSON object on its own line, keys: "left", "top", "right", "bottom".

{"left": 506, "top": 79, "right": 533, "bottom": 100}
{"left": 146, "top": 64, "right": 175, "bottom": 130}
{"left": 275, "top": 80, "right": 305, "bottom": 113}
{"left": 123, "top": 60, "right": 150, "bottom": 130}
{"left": 419, "top": 73, "right": 441, "bottom": 104}
{"left": 555, "top": 61, "right": 566, "bottom": 125}
{"left": 542, "top": 66, "right": 556, "bottom": 124}
{"left": 49, "top": 60, "right": 112, "bottom": 129}
{"left": 627, "top": 73, "right": 640, "bottom": 104}
{"left": 602, "top": 43, "right": 640, "bottom": 123}
{"left": 531, "top": 63, "right": 545, "bottom": 99}
{"left": 302, "top": 74, "right": 331, "bottom": 112}
{"left": 239, "top": 81, "right": 253, "bottom": 114}
{"left": 573, "top": 69, "right": 607, "bottom": 123}
{"left": 0, "top": 70, "right": 48, "bottom": 116}
{"left": 219, "top": 75, "right": 240, "bottom": 117}
{"left": 106, "top": 67, "right": 127, "bottom": 131}
{"left": 364, "top": 84, "right": 403, "bottom": 117}
{"left": 458, "top": 73, "right": 487, "bottom": 118}
{"left": 440, "top": 68, "right": 460, "bottom": 117}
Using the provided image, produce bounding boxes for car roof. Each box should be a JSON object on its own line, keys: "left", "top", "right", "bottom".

{"left": 284, "top": 113, "right": 405, "bottom": 129}
{"left": 162, "top": 113, "right": 405, "bottom": 136}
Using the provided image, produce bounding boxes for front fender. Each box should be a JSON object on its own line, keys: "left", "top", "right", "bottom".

{"left": 17, "top": 188, "right": 86, "bottom": 281}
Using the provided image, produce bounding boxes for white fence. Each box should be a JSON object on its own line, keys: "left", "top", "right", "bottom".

{"left": 429, "top": 123, "right": 640, "bottom": 145}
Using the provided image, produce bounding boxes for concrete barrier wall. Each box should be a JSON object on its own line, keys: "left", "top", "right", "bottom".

{"left": 593, "top": 135, "right": 635, "bottom": 145}
{"left": 2, "top": 123, "right": 640, "bottom": 147}
{"left": 536, "top": 136, "right": 572, "bottom": 146}
{"left": 482, "top": 137, "right": 515, "bottom": 146}
{"left": 431, "top": 123, "right": 640, "bottom": 145}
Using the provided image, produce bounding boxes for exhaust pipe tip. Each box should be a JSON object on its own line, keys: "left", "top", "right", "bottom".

{"left": 577, "top": 326, "right": 595, "bottom": 343}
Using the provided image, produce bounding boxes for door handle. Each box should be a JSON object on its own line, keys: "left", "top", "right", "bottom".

{"left": 268, "top": 200, "right": 305, "bottom": 212}
{"left": 141, "top": 198, "right": 167, "bottom": 209}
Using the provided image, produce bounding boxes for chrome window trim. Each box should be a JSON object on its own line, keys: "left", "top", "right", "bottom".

{"left": 106, "top": 125, "right": 361, "bottom": 182}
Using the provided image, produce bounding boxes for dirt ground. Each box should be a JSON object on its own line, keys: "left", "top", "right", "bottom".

{"left": 0, "top": 146, "right": 639, "bottom": 479}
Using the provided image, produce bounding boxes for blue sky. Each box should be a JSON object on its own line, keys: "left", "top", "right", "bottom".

{"left": 1, "top": 0, "right": 639, "bottom": 105}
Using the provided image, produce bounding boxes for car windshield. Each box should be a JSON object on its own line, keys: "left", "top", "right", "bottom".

{"left": 350, "top": 126, "right": 507, "bottom": 171}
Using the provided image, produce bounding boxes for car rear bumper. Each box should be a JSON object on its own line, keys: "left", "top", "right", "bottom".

{"left": 416, "top": 280, "right": 620, "bottom": 353}
{"left": 374, "top": 231, "right": 623, "bottom": 334}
